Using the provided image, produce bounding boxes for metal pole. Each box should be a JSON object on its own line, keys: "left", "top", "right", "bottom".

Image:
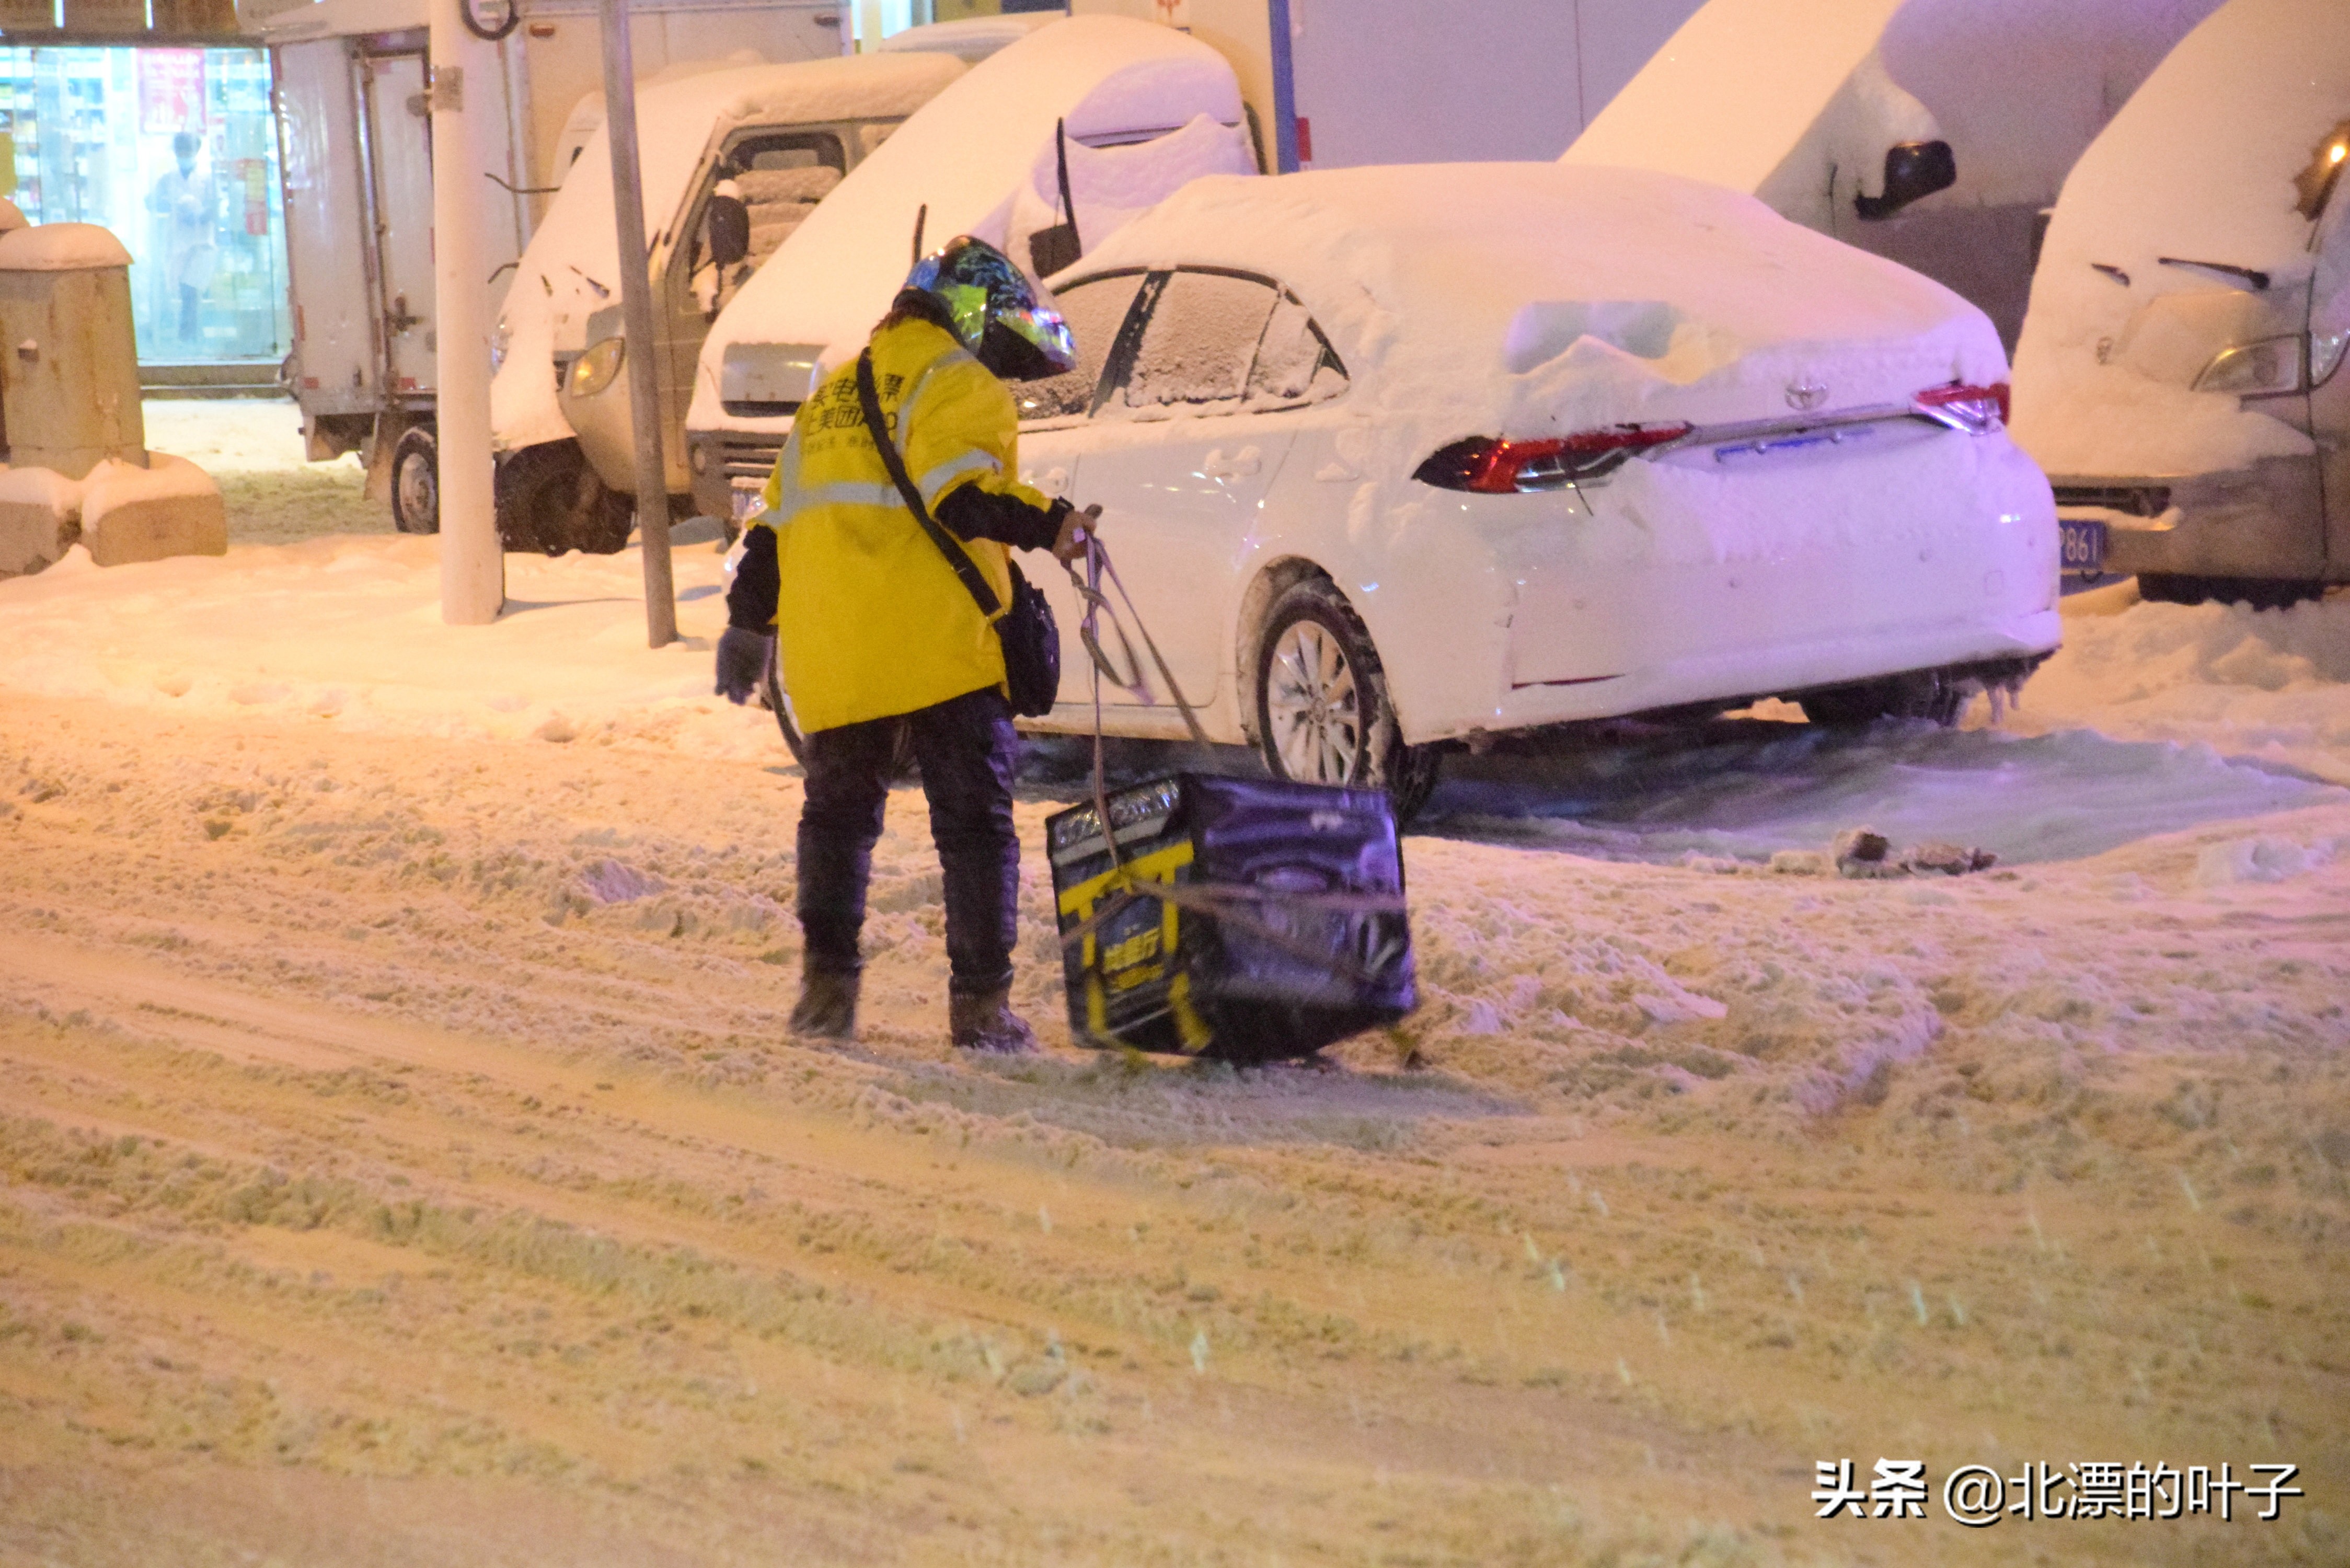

{"left": 1266, "top": 0, "right": 1300, "bottom": 174}
{"left": 430, "top": 0, "right": 505, "bottom": 624}
{"left": 597, "top": 0, "right": 679, "bottom": 648}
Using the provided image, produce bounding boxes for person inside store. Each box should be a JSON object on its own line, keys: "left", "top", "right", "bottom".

{"left": 715, "top": 236, "right": 1095, "bottom": 1054}
{"left": 147, "top": 130, "right": 217, "bottom": 348}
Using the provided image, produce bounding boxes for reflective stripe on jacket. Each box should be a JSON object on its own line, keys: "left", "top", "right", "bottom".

{"left": 752, "top": 316, "right": 1052, "bottom": 734}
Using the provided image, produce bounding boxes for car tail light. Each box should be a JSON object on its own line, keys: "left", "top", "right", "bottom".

{"left": 1413, "top": 423, "right": 1692, "bottom": 492}
{"left": 1913, "top": 381, "right": 2009, "bottom": 433}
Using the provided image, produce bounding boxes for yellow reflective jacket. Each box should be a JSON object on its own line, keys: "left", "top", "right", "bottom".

{"left": 752, "top": 316, "right": 1054, "bottom": 734}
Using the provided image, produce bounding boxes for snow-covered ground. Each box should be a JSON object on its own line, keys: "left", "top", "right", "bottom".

{"left": 2, "top": 399, "right": 2345, "bottom": 1562}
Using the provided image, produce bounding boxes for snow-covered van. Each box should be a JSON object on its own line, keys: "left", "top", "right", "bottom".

{"left": 1562, "top": 0, "right": 2226, "bottom": 350}
{"left": 683, "top": 14, "right": 1260, "bottom": 532}
{"left": 486, "top": 51, "right": 967, "bottom": 554}
{"left": 266, "top": 0, "right": 851, "bottom": 536}
{"left": 2011, "top": 0, "right": 2350, "bottom": 606}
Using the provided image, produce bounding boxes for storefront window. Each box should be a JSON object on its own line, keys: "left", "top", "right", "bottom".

{"left": 0, "top": 44, "right": 290, "bottom": 364}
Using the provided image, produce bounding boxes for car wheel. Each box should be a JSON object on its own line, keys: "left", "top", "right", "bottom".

{"left": 2139, "top": 573, "right": 2324, "bottom": 611}
{"left": 759, "top": 637, "right": 914, "bottom": 780}
{"left": 388, "top": 425, "right": 439, "bottom": 535}
{"left": 1801, "top": 670, "right": 1963, "bottom": 727}
{"left": 1254, "top": 578, "right": 1438, "bottom": 822}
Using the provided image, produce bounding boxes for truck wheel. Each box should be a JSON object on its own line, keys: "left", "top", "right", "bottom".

{"left": 389, "top": 425, "right": 439, "bottom": 534}
{"left": 1254, "top": 577, "right": 1438, "bottom": 823}
{"left": 759, "top": 639, "right": 915, "bottom": 779}
{"left": 495, "top": 441, "right": 639, "bottom": 556}
{"left": 1802, "top": 670, "right": 1963, "bottom": 727}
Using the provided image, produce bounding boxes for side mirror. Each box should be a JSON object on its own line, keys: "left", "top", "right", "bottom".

{"left": 1855, "top": 140, "right": 1956, "bottom": 222}
{"left": 705, "top": 192, "right": 750, "bottom": 270}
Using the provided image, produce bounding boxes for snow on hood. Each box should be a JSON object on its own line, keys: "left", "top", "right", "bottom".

{"left": 2012, "top": 0, "right": 2349, "bottom": 477}
{"left": 1072, "top": 163, "right": 2003, "bottom": 448}
{"left": 688, "top": 15, "right": 1241, "bottom": 432}
{"left": 490, "top": 52, "right": 965, "bottom": 455}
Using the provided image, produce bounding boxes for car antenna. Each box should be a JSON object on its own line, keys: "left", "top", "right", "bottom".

{"left": 911, "top": 203, "right": 927, "bottom": 267}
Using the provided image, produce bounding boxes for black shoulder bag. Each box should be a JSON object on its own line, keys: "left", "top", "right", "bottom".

{"left": 855, "top": 350, "right": 1062, "bottom": 718}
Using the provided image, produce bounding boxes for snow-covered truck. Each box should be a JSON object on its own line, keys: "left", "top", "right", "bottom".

{"left": 1561, "top": 0, "right": 2227, "bottom": 351}
{"left": 2011, "top": 0, "right": 2350, "bottom": 606}
{"left": 264, "top": 0, "right": 849, "bottom": 533}
{"left": 683, "top": 14, "right": 1261, "bottom": 532}
{"left": 485, "top": 49, "right": 971, "bottom": 553}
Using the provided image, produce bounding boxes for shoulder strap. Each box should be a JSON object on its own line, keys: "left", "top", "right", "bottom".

{"left": 856, "top": 348, "right": 1002, "bottom": 619}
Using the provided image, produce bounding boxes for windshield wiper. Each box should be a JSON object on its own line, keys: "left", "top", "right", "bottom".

{"left": 2157, "top": 256, "right": 2271, "bottom": 291}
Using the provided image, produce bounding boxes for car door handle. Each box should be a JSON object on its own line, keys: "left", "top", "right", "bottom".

{"left": 1022, "top": 465, "right": 1070, "bottom": 497}
{"left": 1203, "top": 445, "right": 1261, "bottom": 480}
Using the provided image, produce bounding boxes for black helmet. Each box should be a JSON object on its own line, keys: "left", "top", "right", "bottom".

{"left": 903, "top": 235, "right": 1077, "bottom": 381}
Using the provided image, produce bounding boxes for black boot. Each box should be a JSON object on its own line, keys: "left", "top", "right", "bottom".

{"left": 949, "top": 986, "right": 1035, "bottom": 1054}
{"left": 790, "top": 969, "right": 859, "bottom": 1040}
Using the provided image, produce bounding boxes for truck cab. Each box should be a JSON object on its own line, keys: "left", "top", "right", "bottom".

{"left": 685, "top": 15, "right": 1260, "bottom": 531}
{"left": 2011, "top": 0, "right": 2350, "bottom": 606}
{"left": 489, "top": 52, "right": 967, "bottom": 552}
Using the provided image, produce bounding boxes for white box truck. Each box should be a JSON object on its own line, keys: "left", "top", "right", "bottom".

{"left": 265, "top": 0, "right": 850, "bottom": 532}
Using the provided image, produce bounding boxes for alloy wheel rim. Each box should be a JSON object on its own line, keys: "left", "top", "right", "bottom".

{"left": 1268, "top": 621, "right": 1362, "bottom": 784}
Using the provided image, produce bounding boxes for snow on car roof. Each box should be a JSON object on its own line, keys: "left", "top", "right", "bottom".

{"left": 2011, "top": 0, "right": 2350, "bottom": 476}
{"left": 689, "top": 15, "right": 1240, "bottom": 429}
{"left": 875, "top": 13, "right": 1056, "bottom": 63}
{"left": 1072, "top": 161, "right": 2001, "bottom": 436}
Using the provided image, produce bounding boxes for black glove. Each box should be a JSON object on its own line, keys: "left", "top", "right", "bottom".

{"left": 715, "top": 626, "right": 773, "bottom": 706}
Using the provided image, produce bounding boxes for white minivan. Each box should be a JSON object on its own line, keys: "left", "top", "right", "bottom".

{"left": 2010, "top": 0, "right": 2350, "bottom": 607}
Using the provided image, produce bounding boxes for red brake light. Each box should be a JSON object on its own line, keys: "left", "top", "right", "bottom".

{"left": 1415, "top": 423, "right": 1692, "bottom": 492}
{"left": 1914, "top": 380, "right": 2009, "bottom": 432}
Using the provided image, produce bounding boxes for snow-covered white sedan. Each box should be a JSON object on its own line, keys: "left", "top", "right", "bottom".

{"left": 1015, "top": 163, "right": 2061, "bottom": 813}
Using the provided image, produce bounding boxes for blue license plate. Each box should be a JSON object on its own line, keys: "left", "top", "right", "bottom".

{"left": 2059, "top": 517, "right": 2107, "bottom": 574}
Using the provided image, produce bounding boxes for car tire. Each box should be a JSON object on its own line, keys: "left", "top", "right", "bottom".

{"left": 388, "top": 425, "right": 439, "bottom": 535}
{"left": 1254, "top": 578, "right": 1438, "bottom": 823}
{"left": 1801, "top": 670, "right": 1964, "bottom": 728}
{"left": 759, "top": 637, "right": 915, "bottom": 781}
{"left": 2138, "top": 574, "right": 2325, "bottom": 612}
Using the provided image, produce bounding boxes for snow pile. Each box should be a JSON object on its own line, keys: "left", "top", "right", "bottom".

{"left": 2010, "top": 0, "right": 2350, "bottom": 476}
{"left": 0, "top": 534, "right": 776, "bottom": 759}
{"left": 490, "top": 53, "right": 968, "bottom": 454}
{"left": 0, "top": 454, "right": 224, "bottom": 574}
{"left": 1070, "top": 163, "right": 2001, "bottom": 456}
{"left": 689, "top": 15, "right": 1242, "bottom": 434}
{"left": 2194, "top": 831, "right": 2344, "bottom": 885}
{"left": 0, "top": 221, "right": 131, "bottom": 270}
{"left": 2007, "top": 583, "right": 2350, "bottom": 781}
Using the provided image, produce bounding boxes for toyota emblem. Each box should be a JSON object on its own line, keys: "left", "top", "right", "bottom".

{"left": 1784, "top": 377, "right": 1828, "bottom": 412}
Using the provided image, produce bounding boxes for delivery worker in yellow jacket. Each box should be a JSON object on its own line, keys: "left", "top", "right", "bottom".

{"left": 717, "top": 237, "right": 1091, "bottom": 1053}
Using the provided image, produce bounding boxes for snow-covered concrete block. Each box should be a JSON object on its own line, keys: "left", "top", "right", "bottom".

{"left": 0, "top": 464, "right": 80, "bottom": 577}
{"left": 79, "top": 453, "right": 225, "bottom": 568}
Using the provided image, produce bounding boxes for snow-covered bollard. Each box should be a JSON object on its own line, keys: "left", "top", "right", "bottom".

{"left": 79, "top": 453, "right": 226, "bottom": 568}
{"left": 0, "top": 465, "right": 77, "bottom": 576}
{"left": 0, "top": 221, "right": 225, "bottom": 574}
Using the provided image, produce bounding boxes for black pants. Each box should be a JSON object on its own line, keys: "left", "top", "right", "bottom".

{"left": 797, "top": 686, "right": 1020, "bottom": 996}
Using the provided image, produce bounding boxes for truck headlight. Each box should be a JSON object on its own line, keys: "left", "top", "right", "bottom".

{"left": 2193, "top": 336, "right": 2305, "bottom": 397}
{"left": 567, "top": 336, "right": 626, "bottom": 399}
{"left": 489, "top": 315, "right": 511, "bottom": 376}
